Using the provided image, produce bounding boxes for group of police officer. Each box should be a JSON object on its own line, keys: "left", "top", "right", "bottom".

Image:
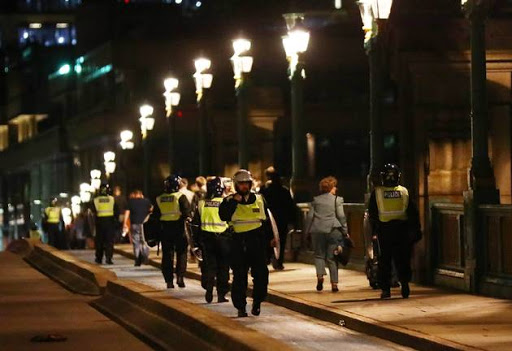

{"left": 46, "top": 162, "right": 420, "bottom": 317}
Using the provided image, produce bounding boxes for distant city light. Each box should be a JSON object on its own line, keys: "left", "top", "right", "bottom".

{"left": 23, "top": 32, "right": 29, "bottom": 39}
{"left": 29, "top": 23, "right": 42, "bottom": 29}
{"left": 72, "top": 39, "right": 77, "bottom": 45}
{"left": 175, "top": 0, "right": 182, "bottom": 4}
{"left": 58, "top": 64, "right": 71, "bottom": 75}
{"left": 74, "top": 64, "right": 82, "bottom": 74}
{"left": 334, "top": 0, "right": 342, "bottom": 9}
{"left": 56, "top": 23, "right": 69, "bottom": 28}
{"left": 57, "top": 37, "right": 65, "bottom": 44}
{"left": 196, "top": 1, "right": 202, "bottom": 7}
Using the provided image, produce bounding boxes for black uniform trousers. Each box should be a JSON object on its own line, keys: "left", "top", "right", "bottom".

{"left": 377, "top": 220, "right": 412, "bottom": 290}
{"left": 95, "top": 217, "right": 116, "bottom": 261}
{"left": 160, "top": 220, "right": 187, "bottom": 283}
{"left": 276, "top": 221, "right": 288, "bottom": 267}
{"left": 47, "top": 223, "right": 60, "bottom": 248}
{"left": 201, "top": 231, "right": 230, "bottom": 296}
{"left": 230, "top": 227, "right": 269, "bottom": 310}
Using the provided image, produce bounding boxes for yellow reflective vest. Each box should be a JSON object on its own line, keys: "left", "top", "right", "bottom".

{"left": 93, "top": 196, "right": 115, "bottom": 217}
{"left": 156, "top": 192, "right": 183, "bottom": 221}
{"left": 198, "top": 198, "right": 228, "bottom": 233}
{"left": 229, "top": 194, "right": 267, "bottom": 233}
{"left": 45, "top": 207, "right": 61, "bottom": 224}
{"left": 375, "top": 186, "right": 409, "bottom": 222}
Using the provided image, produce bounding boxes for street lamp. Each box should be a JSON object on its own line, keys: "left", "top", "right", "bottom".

{"left": 282, "top": 13, "right": 310, "bottom": 201}
{"left": 120, "top": 130, "right": 135, "bottom": 150}
{"left": 163, "top": 77, "right": 181, "bottom": 173}
{"left": 90, "top": 169, "right": 102, "bottom": 191}
{"left": 139, "top": 104, "right": 154, "bottom": 196}
{"left": 357, "top": 0, "right": 392, "bottom": 192}
{"left": 231, "top": 38, "right": 253, "bottom": 169}
{"left": 194, "top": 57, "right": 213, "bottom": 175}
{"left": 104, "top": 151, "right": 116, "bottom": 180}
{"left": 79, "top": 182, "right": 93, "bottom": 203}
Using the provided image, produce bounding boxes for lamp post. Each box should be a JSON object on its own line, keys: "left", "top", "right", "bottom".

{"left": 194, "top": 58, "right": 213, "bottom": 175}
{"left": 231, "top": 38, "right": 253, "bottom": 169}
{"left": 163, "top": 78, "right": 181, "bottom": 174}
{"left": 104, "top": 151, "right": 116, "bottom": 183}
{"left": 358, "top": 0, "right": 392, "bottom": 192}
{"left": 139, "top": 104, "right": 155, "bottom": 196}
{"left": 282, "top": 13, "right": 310, "bottom": 200}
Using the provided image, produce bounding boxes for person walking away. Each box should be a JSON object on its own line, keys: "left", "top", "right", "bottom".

{"left": 219, "top": 169, "right": 273, "bottom": 317}
{"left": 195, "top": 177, "right": 230, "bottom": 303}
{"left": 305, "top": 176, "right": 348, "bottom": 293}
{"left": 156, "top": 175, "right": 191, "bottom": 288}
{"left": 113, "top": 186, "right": 128, "bottom": 243}
{"left": 179, "top": 178, "right": 196, "bottom": 206}
{"left": 124, "top": 190, "right": 153, "bottom": 266}
{"left": 43, "top": 198, "right": 62, "bottom": 248}
{"left": 259, "top": 166, "right": 296, "bottom": 270}
{"left": 368, "top": 163, "right": 421, "bottom": 299}
{"left": 92, "top": 184, "right": 118, "bottom": 264}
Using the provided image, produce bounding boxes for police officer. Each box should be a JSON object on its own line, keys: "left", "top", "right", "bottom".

{"left": 156, "top": 175, "right": 191, "bottom": 289}
{"left": 43, "top": 198, "right": 62, "bottom": 248}
{"left": 195, "top": 177, "right": 230, "bottom": 304}
{"left": 368, "top": 163, "right": 421, "bottom": 299}
{"left": 219, "top": 169, "right": 272, "bottom": 317}
{"left": 93, "top": 184, "right": 118, "bottom": 265}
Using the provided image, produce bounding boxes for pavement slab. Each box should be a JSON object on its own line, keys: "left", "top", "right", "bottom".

{"left": 69, "top": 249, "right": 412, "bottom": 351}
{"left": 0, "top": 251, "right": 151, "bottom": 351}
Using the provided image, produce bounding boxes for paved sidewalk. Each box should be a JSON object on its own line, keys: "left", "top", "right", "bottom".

{"left": 115, "top": 244, "right": 512, "bottom": 351}
{"left": 0, "top": 251, "right": 151, "bottom": 351}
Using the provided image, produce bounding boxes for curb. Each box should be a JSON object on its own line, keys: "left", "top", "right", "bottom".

{"left": 92, "top": 279, "right": 294, "bottom": 351}
{"left": 114, "top": 246, "right": 480, "bottom": 351}
{"left": 23, "top": 241, "right": 116, "bottom": 296}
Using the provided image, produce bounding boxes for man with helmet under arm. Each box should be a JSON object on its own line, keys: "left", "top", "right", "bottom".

{"left": 194, "top": 177, "right": 230, "bottom": 304}
{"left": 156, "top": 175, "right": 191, "bottom": 289}
{"left": 93, "top": 183, "right": 118, "bottom": 265}
{"left": 368, "top": 163, "right": 422, "bottom": 300}
{"left": 219, "top": 169, "right": 273, "bottom": 317}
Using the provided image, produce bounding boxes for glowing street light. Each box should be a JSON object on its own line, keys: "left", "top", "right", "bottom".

{"left": 194, "top": 58, "right": 213, "bottom": 102}
{"left": 163, "top": 78, "right": 181, "bottom": 173}
{"left": 139, "top": 104, "right": 155, "bottom": 140}
{"left": 104, "top": 151, "right": 116, "bottom": 176}
{"left": 90, "top": 169, "right": 102, "bottom": 190}
{"left": 120, "top": 130, "right": 134, "bottom": 150}
{"left": 194, "top": 57, "right": 213, "bottom": 175}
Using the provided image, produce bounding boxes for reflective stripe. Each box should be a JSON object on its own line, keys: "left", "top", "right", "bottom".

{"left": 157, "top": 192, "right": 183, "bottom": 221}
{"left": 375, "top": 186, "right": 409, "bottom": 222}
{"left": 229, "top": 194, "right": 266, "bottom": 233}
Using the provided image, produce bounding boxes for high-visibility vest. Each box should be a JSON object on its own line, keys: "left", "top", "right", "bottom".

{"left": 375, "top": 186, "right": 409, "bottom": 222}
{"left": 198, "top": 198, "right": 228, "bottom": 233}
{"left": 229, "top": 194, "right": 266, "bottom": 233}
{"left": 45, "top": 207, "right": 61, "bottom": 224}
{"left": 156, "top": 192, "right": 182, "bottom": 221}
{"left": 93, "top": 196, "right": 115, "bottom": 217}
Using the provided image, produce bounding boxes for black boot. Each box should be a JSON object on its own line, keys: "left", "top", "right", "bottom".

{"left": 177, "top": 276, "right": 185, "bottom": 288}
{"left": 106, "top": 259, "right": 114, "bottom": 265}
{"left": 251, "top": 301, "right": 261, "bottom": 316}
{"left": 166, "top": 282, "right": 174, "bottom": 289}
{"left": 237, "top": 307, "right": 248, "bottom": 318}
{"left": 401, "top": 282, "right": 410, "bottom": 299}
{"left": 380, "top": 289, "right": 391, "bottom": 299}
{"left": 205, "top": 289, "right": 213, "bottom": 303}
{"left": 218, "top": 295, "right": 229, "bottom": 303}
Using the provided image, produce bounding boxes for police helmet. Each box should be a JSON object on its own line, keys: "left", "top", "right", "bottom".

{"left": 206, "top": 177, "right": 224, "bottom": 198}
{"left": 380, "top": 163, "right": 401, "bottom": 187}
{"left": 99, "top": 183, "right": 110, "bottom": 196}
{"left": 233, "top": 169, "right": 253, "bottom": 185}
{"left": 164, "top": 174, "right": 181, "bottom": 193}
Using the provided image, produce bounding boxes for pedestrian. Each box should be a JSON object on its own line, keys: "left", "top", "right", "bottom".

{"left": 194, "top": 177, "right": 230, "bottom": 303}
{"left": 260, "top": 166, "right": 296, "bottom": 270}
{"left": 123, "top": 189, "right": 153, "bottom": 266}
{"left": 179, "top": 177, "right": 196, "bottom": 206}
{"left": 156, "top": 175, "right": 191, "bottom": 288}
{"left": 305, "top": 176, "right": 348, "bottom": 293}
{"left": 222, "top": 178, "right": 235, "bottom": 197}
{"left": 219, "top": 169, "right": 273, "bottom": 317}
{"left": 42, "top": 198, "right": 63, "bottom": 248}
{"left": 368, "top": 163, "right": 421, "bottom": 299}
{"left": 92, "top": 183, "right": 118, "bottom": 265}
{"left": 113, "top": 186, "right": 128, "bottom": 243}
{"left": 191, "top": 176, "right": 207, "bottom": 201}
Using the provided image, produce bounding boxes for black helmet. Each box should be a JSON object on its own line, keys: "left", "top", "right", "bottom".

{"left": 380, "top": 163, "right": 401, "bottom": 187}
{"left": 99, "top": 183, "right": 110, "bottom": 196}
{"left": 206, "top": 177, "right": 224, "bottom": 198}
{"left": 164, "top": 174, "right": 181, "bottom": 193}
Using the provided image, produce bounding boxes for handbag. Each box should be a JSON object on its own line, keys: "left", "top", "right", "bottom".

{"left": 333, "top": 195, "right": 355, "bottom": 266}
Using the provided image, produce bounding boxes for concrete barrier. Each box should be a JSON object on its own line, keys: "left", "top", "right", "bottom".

{"left": 23, "top": 241, "right": 116, "bottom": 296}
{"left": 93, "top": 279, "right": 295, "bottom": 351}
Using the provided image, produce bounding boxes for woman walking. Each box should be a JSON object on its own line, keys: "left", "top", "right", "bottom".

{"left": 306, "top": 176, "right": 348, "bottom": 292}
